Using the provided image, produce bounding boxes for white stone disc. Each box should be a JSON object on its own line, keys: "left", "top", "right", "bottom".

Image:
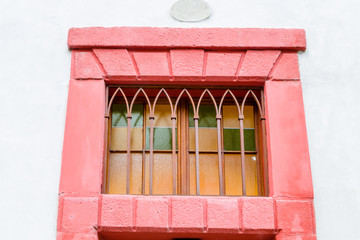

{"left": 171, "top": 0, "right": 212, "bottom": 22}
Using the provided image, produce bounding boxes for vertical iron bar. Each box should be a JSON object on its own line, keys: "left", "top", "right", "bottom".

{"left": 220, "top": 108, "right": 226, "bottom": 196}
{"left": 185, "top": 104, "right": 190, "bottom": 195}
{"left": 239, "top": 116, "right": 246, "bottom": 196}
{"left": 216, "top": 118, "right": 224, "bottom": 195}
{"left": 104, "top": 118, "right": 109, "bottom": 193}
{"left": 261, "top": 89, "right": 269, "bottom": 196}
{"left": 142, "top": 105, "right": 146, "bottom": 195}
{"left": 172, "top": 117, "right": 177, "bottom": 195}
{"left": 194, "top": 118, "right": 200, "bottom": 195}
{"left": 181, "top": 102, "right": 189, "bottom": 195}
{"left": 126, "top": 116, "right": 132, "bottom": 195}
{"left": 149, "top": 116, "right": 154, "bottom": 195}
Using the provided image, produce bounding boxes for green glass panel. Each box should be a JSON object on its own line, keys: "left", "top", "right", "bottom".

{"left": 223, "top": 129, "right": 256, "bottom": 151}
{"left": 244, "top": 129, "right": 256, "bottom": 151}
{"left": 146, "top": 127, "right": 177, "bottom": 150}
{"left": 112, "top": 104, "right": 143, "bottom": 127}
{"left": 189, "top": 105, "right": 217, "bottom": 128}
{"left": 223, "top": 129, "right": 240, "bottom": 151}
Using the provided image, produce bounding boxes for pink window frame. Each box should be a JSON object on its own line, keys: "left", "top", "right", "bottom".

{"left": 57, "top": 27, "right": 316, "bottom": 240}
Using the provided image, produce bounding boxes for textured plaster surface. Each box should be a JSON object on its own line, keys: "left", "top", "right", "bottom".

{"left": 1, "top": 0, "right": 359, "bottom": 240}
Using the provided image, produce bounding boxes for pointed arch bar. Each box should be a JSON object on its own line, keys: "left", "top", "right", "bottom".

{"left": 197, "top": 89, "right": 224, "bottom": 195}
{"left": 129, "top": 88, "right": 152, "bottom": 194}
{"left": 153, "top": 88, "right": 177, "bottom": 194}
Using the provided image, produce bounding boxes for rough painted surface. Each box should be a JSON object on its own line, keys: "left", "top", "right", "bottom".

{"left": 76, "top": 48, "right": 300, "bottom": 85}
{"left": 61, "top": 197, "right": 98, "bottom": 233}
{"left": 265, "top": 81, "right": 313, "bottom": 198}
{"left": 205, "top": 52, "right": 242, "bottom": 81}
{"left": 207, "top": 198, "right": 240, "bottom": 233}
{"left": 100, "top": 195, "right": 133, "bottom": 231}
{"left": 136, "top": 196, "right": 169, "bottom": 232}
{"left": 171, "top": 196, "right": 204, "bottom": 232}
{"left": 59, "top": 78, "right": 105, "bottom": 194}
{"left": 68, "top": 27, "right": 306, "bottom": 50}
{"left": 276, "top": 200, "right": 315, "bottom": 234}
{"left": 242, "top": 197, "right": 275, "bottom": 231}
{"left": 132, "top": 51, "right": 170, "bottom": 81}
{"left": 170, "top": 49, "right": 204, "bottom": 81}
{"left": 57, "top": 232, "right": 99, "bottom": 240}
{"left": 93, "top": 49, "right": 136, "bottom": 80}
{"left": 270, "top": 52, "right": 300, "bottom": 81}
{"left": 238, "top": 50, "right": 281, "bottom": 80}
{"left": 57, "top": 195, "right": 315, "bottom": 239}
{"left": 74, "top": 51, "right": 103, "bottom": 80}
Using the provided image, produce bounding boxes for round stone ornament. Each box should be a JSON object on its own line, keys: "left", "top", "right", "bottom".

{"left": 171, "top": 0, "right": 212, "bottom": 22}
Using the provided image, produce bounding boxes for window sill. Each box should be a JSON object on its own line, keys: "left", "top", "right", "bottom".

{"left": 58, "top": 194, "right": 315, "bottom": 239}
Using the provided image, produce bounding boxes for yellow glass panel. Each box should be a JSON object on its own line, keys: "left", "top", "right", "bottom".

{"left": 243, "top": 106, "right": 254, "bottom": 129}
{"left": 189, "top": 154, "right": 220, "bottom": 195}
{"left": 110, "top": 127, "right": 143, "bottom": 151}
{"left": 146, "top": 105, "right": 172, "bottom": 127}
{"left": 245, "top": 154, "right": 258, "bottom": 196}
{"left": 224, "top": 154, "right": 258, "bottom": 196}
{"left": 189, "top": 153, "right": 196, "bottom": 195}
{"left": 224, "top": 154, "right": 242, "bottom": 195}
{"left": 222, "top": 105, "right": 254, "bottom": 129}
{"left": 141, "top": 153, "right": 173, "bottom": 195}
{"left": 223, "top": 105, "right": 239, "bottom": 128}
{"left": 189, "top": 128, "right": 218, "bottom": 151}
{"left": 153, "top": 153, "right": 173, "bottom": 195}
{"left": 108, "top": 153, "right": 143, "bottom": 194}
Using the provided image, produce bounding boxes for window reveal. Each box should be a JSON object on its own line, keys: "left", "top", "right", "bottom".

{"left": 105, "top": 87, "right": 267, "bottom": 196}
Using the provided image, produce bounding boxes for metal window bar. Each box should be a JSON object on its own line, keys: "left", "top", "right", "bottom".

{"left": 105, "top": 87, "right": 267, "bottom": 196}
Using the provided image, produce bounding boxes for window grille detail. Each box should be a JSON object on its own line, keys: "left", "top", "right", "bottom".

{"left": 105, "top": 87, "right": 267, "bottom": 196}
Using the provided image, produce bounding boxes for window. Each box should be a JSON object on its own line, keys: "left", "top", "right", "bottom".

{"left": 59, "top": 27, "right": 315, "bottom": 239}
{"left": 104, "top": 86, "right": 267, "bottom": 196}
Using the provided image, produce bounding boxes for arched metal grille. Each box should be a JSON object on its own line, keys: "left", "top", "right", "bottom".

{"left": 104, "top": 86, "right": 268, "bottom": 196}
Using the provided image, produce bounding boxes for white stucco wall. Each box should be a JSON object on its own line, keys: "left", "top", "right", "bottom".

{"left": 1, "top": 0, "right": 359, "bottom": 239}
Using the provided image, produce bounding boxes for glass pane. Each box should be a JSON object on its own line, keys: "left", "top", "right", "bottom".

{"left": 112, "top": 104, "right": 143, "bottom": 127}
{"left": 146, "top": 105, "right": 172, "bottom": 127}
{"left": 108, "top": 153, "right": 143, "bottom": 195}
{"left": 223, "top": 105, "right": 239, "bottom": 128}
{"left": 145, "top": 104, "right": 175, "bottom": 151}
{"left": 153, "top": 153, "right": 173, "bottom": 195}
{"left": 223, "top": 129, "right": 240, "bottom": 151}
{"left": 224, "top": 154, "right": 258, "bottom": 196}
{"left": 141, "top": 153, "right": 174, "bottom": 195}
{"left": 189, "top": 105, "right": 217, "bottom": 128}
{"left": 245, "top": 154, "right": 258, "bottom": 196}
{"left": 189, "top": 153, "right": 219, "bottom": 195}
{"left": 189, "top": 128, "right": 217, "bottom": 151}
{"left": 224, "top": 154, "right": 242, "bottom": 195}
{"left": 110, "top": 127, "right": 143, "bottom": 151}
{"left": 222, "top": 104, "right": 256, "bottom": 152}
{"left": 146, "top": 127, "right": 176, "bottom": 150}
{"left": 244, "top": 129, "right": 256, "bottom": 151}
{"left": 243, "top": 105, "right": 255, "bottom": 129}
{"left": 222, "top": 105, "right": 254, "bottom": 128}
{"left": 223, "top": 129, "right": 256, "bottom": 151}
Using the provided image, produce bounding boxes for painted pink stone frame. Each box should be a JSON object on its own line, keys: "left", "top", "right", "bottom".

{"left": 58, "top": 27, "right": 316, "bottom": 240}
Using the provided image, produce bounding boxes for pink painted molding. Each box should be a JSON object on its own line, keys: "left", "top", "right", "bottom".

{"left": 73, "top": 49, "right": 300, "bottom": 83}
{"left": 68, "top": 27, "right": 306, "bottom": 51}
{"left": 59, "top": 27, "right": 315, "bottom": 240}
{"left": 57, "top": 194, "right": 316, "bottom": 239}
